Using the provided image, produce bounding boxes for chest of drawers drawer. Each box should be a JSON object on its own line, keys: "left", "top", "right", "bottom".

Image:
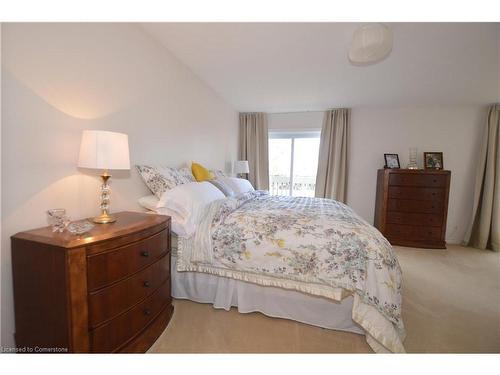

{"left": 90, "top": 281, "right": 171, "bottom": 353}
{"left": 388, "top": 186, "right": 444, "bottom": 201}
{"left": 88, "top": 254, "right": 170, "bottom": 328}
{"left": 389, "top": 173, "right": 447, "bottom": 187}
{"left": 87, "top": 229, "right": 169, "bottom": 291}
{"left": 386, "top": 224, "right": 442, "bottom": 241}
{"left": 388, "top": 198, "right": 443, "bottom": 214}
{"left": 386, "top": 212, "right": 443, "bottom": 227}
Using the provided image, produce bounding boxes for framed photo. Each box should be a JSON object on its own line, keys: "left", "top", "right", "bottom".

{"left": 424, "top": 152, "right": 444, "bottom": 169}
{"left": 384, "top": 153, "right": 400, "bottom": 169}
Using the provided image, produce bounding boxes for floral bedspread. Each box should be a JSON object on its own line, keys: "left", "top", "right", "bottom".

{"left": 177, "top": 191, "right": 406, "bottom": 352}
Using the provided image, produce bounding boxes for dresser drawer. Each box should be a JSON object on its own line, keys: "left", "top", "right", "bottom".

{"left": 88, "top": 254, "right": 170, "bottom": 328}
{"left": 386, "top": 224, "right": 442, "bottom": 241}
{"left": 87, "top": 229, "right": 169, "bottom": 291}
{"left": 386, "top": 212, "right": 442, "bottom": 227}
{"left": 388, "top": 199, "right": 443, "bottom": 214}
{"left": 388, "top": 186, "right": 444, "bottom": 201}
{"left": 389, "top": 173, "right": 447, "bottom": 187}
{"left": 90, "top": 281, "right": 171, "bottom": 353}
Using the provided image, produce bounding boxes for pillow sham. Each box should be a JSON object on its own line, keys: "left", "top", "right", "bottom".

{"left": 157, "top": 181, "right": 225, "bottom": 237}
{"left": 136, "top": 165, "right": 188, "bottom": 198}
{"left": 208, "top": 179, "right": 235, "bottom": 197}
{"left": 177, "top": 166, "right": 196, "bottom": 182}
{"left": 191, "top": 162, "right": 214, "bottom": 182}
{"left": 217, "top": 177, "right": 255, "bottom": 195}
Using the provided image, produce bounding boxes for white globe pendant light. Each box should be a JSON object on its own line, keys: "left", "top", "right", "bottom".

{"left": 348, "top": 23, "right": 393, "bottom": 66}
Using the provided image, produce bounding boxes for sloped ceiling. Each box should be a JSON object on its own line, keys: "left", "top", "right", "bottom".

{"left": 142, "top": 23, "right": 500, "bottom": 112}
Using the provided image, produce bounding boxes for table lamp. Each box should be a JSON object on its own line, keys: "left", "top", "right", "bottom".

{"left": 233, "top": 160, "right": 249, "bottom": 178}
{"left": 78, "top": 130, "right": 130, "bottom": 224}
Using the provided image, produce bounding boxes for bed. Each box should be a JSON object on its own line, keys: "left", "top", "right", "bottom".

{"left": 136, "top": 166, "right": 406, "bottom": 353}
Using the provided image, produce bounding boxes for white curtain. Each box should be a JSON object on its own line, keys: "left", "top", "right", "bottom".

{"left": 315, "top": 108, "right": 350, "bottom": 202}
{"left": 239, "top": 113, "right": 269, "bottom": 190}
{"left": 464, "top": 104, "right": 500, "bottom": 251}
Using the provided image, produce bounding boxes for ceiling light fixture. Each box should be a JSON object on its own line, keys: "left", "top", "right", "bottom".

{"left": 348, "top": 23, "right": 393, "bottom": 66}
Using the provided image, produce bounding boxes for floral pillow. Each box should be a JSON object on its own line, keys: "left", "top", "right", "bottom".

{"left": 136, "top": 165, "right": 188, "bottom": 198}
{"left": 177, "top": 167, "right": 196, "bottom": 183}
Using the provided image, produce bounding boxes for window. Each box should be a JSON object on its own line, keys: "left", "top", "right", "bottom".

{"left": 268, "top": 131, "right": 320, "bottom": 197}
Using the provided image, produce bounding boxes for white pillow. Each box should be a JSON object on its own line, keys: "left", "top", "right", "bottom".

{"left": 157, "top": 181, "right": 225, "bottom": 237}
{"left": 217, "top": 177, "right": 254, "bottom": 195}
{"left": 138, "top": 195, "right": 159, "bottom": 211}
{"left": 137, "top": 195, "right": 186, "bottom": 235}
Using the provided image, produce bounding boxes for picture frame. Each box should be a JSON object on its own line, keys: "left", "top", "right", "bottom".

{"left": 384, "top": 153, "right": 400, "bottom": 169}
{"left": 424, "top": 152, "right": 444, "bottom": 169}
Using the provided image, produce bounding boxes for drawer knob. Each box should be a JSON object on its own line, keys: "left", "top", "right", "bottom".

{"left": 143, "top": 281, "right": 150, "bottom": 288}
{"left": 144, "top": 308, "right": 152, "bottom": 316}
{"left": 141, "top": 250, "right": 149, "bottom": 257}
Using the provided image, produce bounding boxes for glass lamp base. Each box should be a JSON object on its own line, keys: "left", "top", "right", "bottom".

{"left": 94, "top": 172, "right": 116, "bottom": 224}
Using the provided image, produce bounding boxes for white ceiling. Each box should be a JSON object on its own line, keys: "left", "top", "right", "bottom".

{"left": 141, "top": 23, "right": 500, "bottom": 112}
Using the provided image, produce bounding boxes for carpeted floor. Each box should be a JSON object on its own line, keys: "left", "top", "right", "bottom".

{"left": 148, "top": 245, "right": 500, "bottom": 353}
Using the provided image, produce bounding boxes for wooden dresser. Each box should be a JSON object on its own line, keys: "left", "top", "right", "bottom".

{"left": 11, "top": 211, "right": 173, "bottom": 353}
{"left": 374, "top": 169, "right": 451, "bottom": 249}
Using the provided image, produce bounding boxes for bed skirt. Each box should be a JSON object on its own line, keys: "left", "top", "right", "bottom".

{"left": 171, "top": 255, "right": 364, "bottom": 335}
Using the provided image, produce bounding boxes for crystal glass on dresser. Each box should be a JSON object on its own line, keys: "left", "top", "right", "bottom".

{"left": 66, "top": 220, "right": 94, "bottom": 236}
{"left": 47, "top": 209, "right": 70, "bottom": 233}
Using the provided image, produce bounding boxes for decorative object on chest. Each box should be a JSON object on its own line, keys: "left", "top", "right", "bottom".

{"left": 374, "top": 169, "right": 451, "bottom": 249}
{"left": 383, "top": 153, "right": 400, "bottom": 169}
{"left": 424, "top": 152, "right": 444, "bottom": 170}
{"left": 11, "top": 211, "right": 173, "bottom": 353}
{"left": 406, "top": 147, "right": 419, "bottom": 169}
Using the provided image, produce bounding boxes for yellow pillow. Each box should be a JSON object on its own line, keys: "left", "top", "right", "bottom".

{"left": 191, "top": 162, "right": 214, "bottom": 181}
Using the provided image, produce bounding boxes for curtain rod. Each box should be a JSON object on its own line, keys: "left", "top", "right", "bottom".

{"left": 241, "top": 109, "right": 347, "bottom": 115}
{"left": 268, "top": 110, "right": 325, "bottom": 115}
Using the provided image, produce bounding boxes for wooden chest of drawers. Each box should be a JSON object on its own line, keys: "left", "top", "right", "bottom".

{"left": 374, "top": 169, "right": 451, "bottom": 249}
{"left": 11, "top": 211, "right": 173, "bottom": 353}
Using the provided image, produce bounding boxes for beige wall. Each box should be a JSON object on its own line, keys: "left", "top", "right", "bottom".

{"left": 268, "top": 111, "right": 323, "bottom": 131}
{"left": 1, "top": 23, "right": 238, "bottom": 348}
{"left": 269, "top": 106, "right": 485, "bottom": 244}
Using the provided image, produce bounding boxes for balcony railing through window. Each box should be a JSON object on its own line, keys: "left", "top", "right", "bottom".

{"left": 269, "top": 174, "right": 316, "bottom": 197}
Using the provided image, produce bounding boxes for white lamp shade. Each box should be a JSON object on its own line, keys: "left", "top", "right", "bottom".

{"left": 78, "top": 130, "right": 130, "bottom": 170}
{"left": 348, "top": 23, "right": 392, "bottom": 66}
{"left": 233, "top": 160, "right": 249, "bottom": 174}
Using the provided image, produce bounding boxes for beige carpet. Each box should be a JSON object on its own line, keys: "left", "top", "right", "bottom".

{"left": 149, "top": 245, "right": 500, "bottom": 353}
